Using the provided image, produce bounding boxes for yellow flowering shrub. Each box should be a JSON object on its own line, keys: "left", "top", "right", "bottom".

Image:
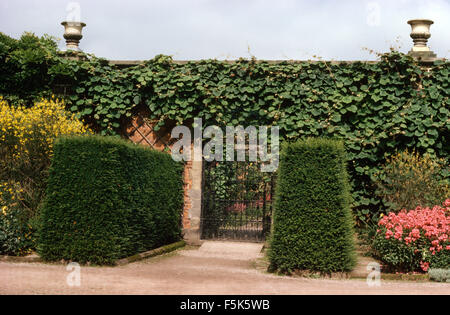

{"left": 0, "top": 181, "right": 23, "bottom": 214}
{"left": 0, "top": 96, "right": 91, "bottom": 255}
{"left": 375, "top": 150, "right": 449, "bottom": 212}
{"left": 0, "top": 96, "right": 91, "bottom": 166}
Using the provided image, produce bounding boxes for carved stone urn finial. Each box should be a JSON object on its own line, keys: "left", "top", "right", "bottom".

{"left": 407, "top": 19, "right": 436, "bottom": 62}
{"left": 61, "top": 21, "right": 86, "bottom": 51}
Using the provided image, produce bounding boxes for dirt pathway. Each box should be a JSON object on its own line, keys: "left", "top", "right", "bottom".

{"left": 0, "top": 241, "right": 449, "bottom": 295}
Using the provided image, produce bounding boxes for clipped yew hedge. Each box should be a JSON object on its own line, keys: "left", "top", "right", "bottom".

{"left": 269, "top": 138, "right": 356, "bottom": 273}
{"left": 38, "top": 135, "right": 183, "bottom": 265}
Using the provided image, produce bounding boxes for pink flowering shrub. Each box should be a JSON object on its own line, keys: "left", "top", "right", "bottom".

{"left": 372, "top": 199, "right": 450, "bottom": 272}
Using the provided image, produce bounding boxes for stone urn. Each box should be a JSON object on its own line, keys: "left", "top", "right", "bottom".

{"left": 407, "top": 19, "right": 436, "bottom": 62}
{"left": 61, "top": 21, "right": 86, "bottom": 51}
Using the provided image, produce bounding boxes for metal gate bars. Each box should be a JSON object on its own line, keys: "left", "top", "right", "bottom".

{"left": 201, "top": 161, "right": 275, "bottom": 242}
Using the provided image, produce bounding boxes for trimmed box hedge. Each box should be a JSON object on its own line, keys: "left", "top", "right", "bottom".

{"left": 269, "top": 138, "right": 356, "bottom": 273}
{"left": 38, "top": 135, "right": 184, "bottom": 265}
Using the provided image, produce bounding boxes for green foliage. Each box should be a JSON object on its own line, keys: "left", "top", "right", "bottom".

{"left": 374, "top": 149, "right": 449, "bottom": 212}
{"left": 0, "top": 207, "right": 37, "bottom": 256}
{"left": 1, "top": 32, "right": 449, "bottom": 224}
{"left": 372, "top": 235, "right": 419, "bottom": 271}
{"left": 0, "top": 32, "right": 58, "bottom": 105}
{"left": 428, "top": 269, "right": 450, "bottom": 283}
{"left": 38, "top": 135, "right": 184, "bottom": 265}
{"left": 269, "top": 138, "right": 356, "bottom": 273}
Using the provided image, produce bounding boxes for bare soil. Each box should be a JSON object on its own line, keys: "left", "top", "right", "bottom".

{"left": 0, "top": 241, "right": 448, "bottom": 295}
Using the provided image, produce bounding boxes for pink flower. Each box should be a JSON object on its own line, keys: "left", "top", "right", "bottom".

{"left": 377, "top": 201, "right": 450, "bottom": 272}
{"left": 420, "top": 262, "right": 430, "bottom": 272}
{"left": 411, "top": 228, "right": 421, "bottom": 239}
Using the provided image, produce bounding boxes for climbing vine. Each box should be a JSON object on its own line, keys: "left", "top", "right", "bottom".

{"left": 1, "top": 32, "right": 449, "bottom": 225}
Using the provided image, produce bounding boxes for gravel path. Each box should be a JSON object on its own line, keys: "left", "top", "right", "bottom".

{"left": 1, "top": 241, "right": 449, "bottom": 295}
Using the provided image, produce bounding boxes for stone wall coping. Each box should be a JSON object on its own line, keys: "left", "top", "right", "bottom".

{"left": 108, "top": 59, "right": 383, "bottom": 67}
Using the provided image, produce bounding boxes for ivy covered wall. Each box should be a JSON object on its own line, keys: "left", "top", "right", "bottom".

{"left": 1, "top": 32, "right": 448, "bottom": 224}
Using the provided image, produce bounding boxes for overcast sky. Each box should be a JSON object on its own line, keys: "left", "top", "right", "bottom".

{"left": 1, "top": 0, "right": 449, "bottom": 61}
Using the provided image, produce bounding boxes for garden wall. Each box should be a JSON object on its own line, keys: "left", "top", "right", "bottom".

{"left": 0, "top": 33, "right": 448, "bottom": 231}
{"left": 110, "top": 54, "right": 448, "bottom": 230}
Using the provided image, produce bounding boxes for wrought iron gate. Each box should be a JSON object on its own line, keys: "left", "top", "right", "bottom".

{"left": 201, "top": 161, "right": 275, "bottom": 242}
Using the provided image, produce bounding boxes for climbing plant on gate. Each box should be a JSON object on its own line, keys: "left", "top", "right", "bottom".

{"left": 1, "top": 32, "right": 449, "bottom": 225}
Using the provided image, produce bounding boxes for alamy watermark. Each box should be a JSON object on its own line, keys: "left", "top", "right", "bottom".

{"left": 366, "top": 2, "right": 381, "bottom": 27}
{"left": 66, "top": 2, "right": 81, "bottom": 22}
{"left": 366, "top": 262, "right": 381, "bottom": 287}
{"left": 66, "top": 262, "right": 81, "bottom": 287}
{"left": 170, "top": 118, "right": 279, "bottom": 172}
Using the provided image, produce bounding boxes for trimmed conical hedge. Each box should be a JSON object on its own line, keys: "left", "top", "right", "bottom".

{"left": 269, "top": 138, "right": 356, "bottom": 273}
